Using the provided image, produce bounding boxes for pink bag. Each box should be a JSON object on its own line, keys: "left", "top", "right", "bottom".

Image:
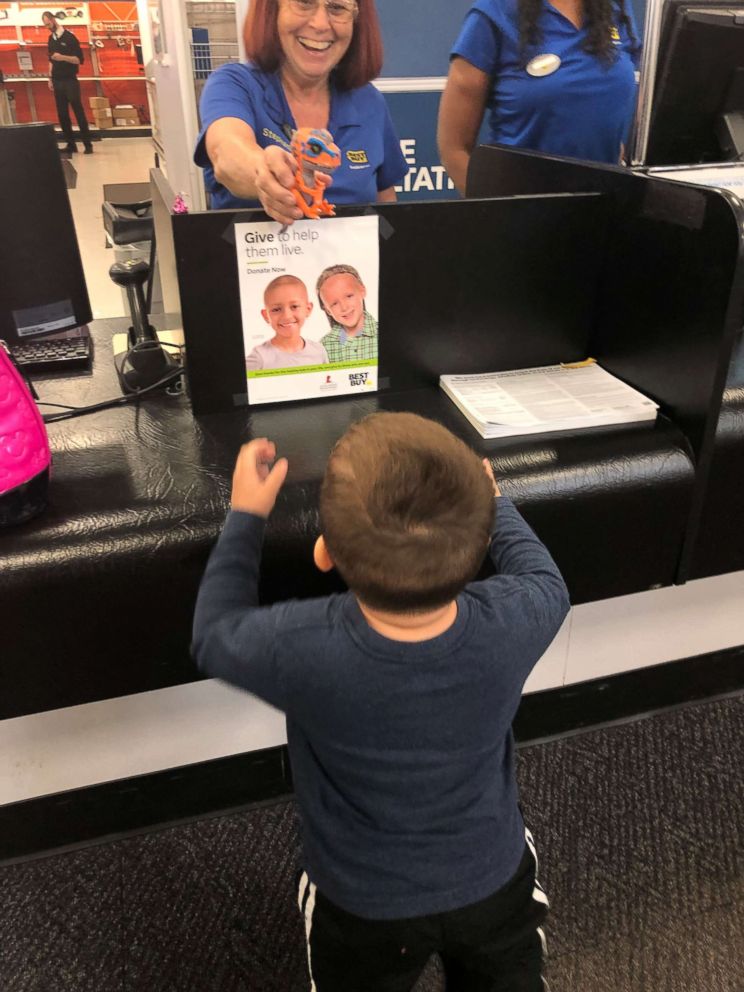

{"left": 0, "top": 342, "right": 51, "bottom": 527}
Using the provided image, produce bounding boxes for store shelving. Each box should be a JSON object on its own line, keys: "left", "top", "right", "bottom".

{"left": 0, "top": 1, "right": 148, "bottom": 129}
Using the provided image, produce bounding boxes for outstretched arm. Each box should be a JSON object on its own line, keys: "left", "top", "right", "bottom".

{"left": 206, "top": 119, "right": 331, "bottom": 225}
{"left": 206, "top": 119, "right": 300, "bottom": 225}
{"left": 192, "top": 440, "right": 290, "bottom": 707}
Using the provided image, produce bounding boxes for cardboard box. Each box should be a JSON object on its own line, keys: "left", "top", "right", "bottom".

{"left": 113, "top": 108, "right": 139, "bottom": 120}
{"left": 113, "top": 104, "right": 140, "bottom": 125}
{"left": 89, "top": 96, "right": 110, "bottom": 110}
{"left": 93, "top": 109, "right": 113, "bottom": 129}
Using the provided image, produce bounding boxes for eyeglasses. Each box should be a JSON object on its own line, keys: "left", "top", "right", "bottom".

{"left": 285, "top": 0, "right": 359, "bottom": 24}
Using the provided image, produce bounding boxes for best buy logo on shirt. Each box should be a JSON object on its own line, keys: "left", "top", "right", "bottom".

{"left": 610, "top": 25, "right": 620, "bottom": 42}
{"left": 347, "top": 149, "right": 369, "bottom": 165}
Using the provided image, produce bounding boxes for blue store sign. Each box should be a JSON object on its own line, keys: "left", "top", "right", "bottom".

{"left": 382, "top": 90, "right": 458, "bottom": 202}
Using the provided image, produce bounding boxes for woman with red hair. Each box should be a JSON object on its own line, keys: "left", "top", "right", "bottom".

{"left": 194, "top": 0, "right": 406, "bottom": 220}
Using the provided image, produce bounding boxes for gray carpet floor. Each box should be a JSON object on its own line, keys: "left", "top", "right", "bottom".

{"left": 1, "top": 693, "right": 743, "bottom": 992}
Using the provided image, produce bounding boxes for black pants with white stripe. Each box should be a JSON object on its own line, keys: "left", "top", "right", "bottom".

{"left": 298, "top": 832, "right": 548, "bottom": 992}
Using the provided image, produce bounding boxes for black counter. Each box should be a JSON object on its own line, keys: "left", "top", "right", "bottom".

{"left": 1, "top": 317, "right": 697, "bottom": 720}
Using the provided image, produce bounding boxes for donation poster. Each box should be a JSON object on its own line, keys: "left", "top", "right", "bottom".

{"left": 234, "top": 215, "right": 379, "bottom": 406}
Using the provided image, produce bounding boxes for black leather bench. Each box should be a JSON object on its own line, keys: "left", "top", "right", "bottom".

{"left": 689, "top": 331, "right": 744, "bottom": 578}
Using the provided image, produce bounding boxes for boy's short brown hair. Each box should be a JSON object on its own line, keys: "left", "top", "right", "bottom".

{"left": 320, "top": 413, "right": 494, "bottom": 612}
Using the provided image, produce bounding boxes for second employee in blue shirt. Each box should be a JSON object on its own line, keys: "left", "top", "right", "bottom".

{"left": 438, "top": 0, "right": 641, "bottom": 193}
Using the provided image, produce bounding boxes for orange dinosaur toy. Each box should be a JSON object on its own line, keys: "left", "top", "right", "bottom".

{"left": 290, "top": 127, "right": 342, "bottom": 219}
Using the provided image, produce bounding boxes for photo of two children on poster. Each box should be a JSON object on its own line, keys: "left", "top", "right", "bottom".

{"left": 245, "top": 263, "right": 377, "bottom": 372}
{"left": 236, "top": 216, "right": 379, "bottom": 404}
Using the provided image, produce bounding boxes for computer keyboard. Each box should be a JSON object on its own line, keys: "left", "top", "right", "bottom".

{"left": 12, "top": 330, "right": 92, "bottom": 375}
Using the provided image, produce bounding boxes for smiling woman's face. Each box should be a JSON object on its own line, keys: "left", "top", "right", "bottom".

{"left": 276, "top": 0, "right": 354, "bottom": 88}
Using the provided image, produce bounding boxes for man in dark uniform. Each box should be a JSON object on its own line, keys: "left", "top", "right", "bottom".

{"left": 43, "top": 11, "right": 92, "bottom": 155}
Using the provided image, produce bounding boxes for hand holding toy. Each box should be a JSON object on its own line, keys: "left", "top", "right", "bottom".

{"left": 290, "top": 128, "right": 341, "bottom": 220}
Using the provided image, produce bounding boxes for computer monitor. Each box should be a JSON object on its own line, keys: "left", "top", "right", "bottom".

{"left": 643, "top": 2, "right": 744, "bottom": 166}
{"left": 0, "top": 123, "right": 92, "bottom": 347}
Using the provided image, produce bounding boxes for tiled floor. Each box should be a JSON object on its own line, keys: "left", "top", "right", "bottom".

{"left": 66, "top": 137, "right": 156, "bottom": 321}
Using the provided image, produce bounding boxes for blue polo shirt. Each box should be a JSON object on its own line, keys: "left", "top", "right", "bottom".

{"left": 194, "top": 63, "right": 407, "bottom": 210}
{"left": 452, "top": 0, "right": 641, "bottom": 164}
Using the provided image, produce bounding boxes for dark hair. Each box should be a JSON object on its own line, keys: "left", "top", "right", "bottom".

{"left": 320, "top": 412, "right": 494, "bottom": 612}
{"left": 518, "top": 0, "right": 637, "bottom": 63}
{"left": 243, "top": 0, "right": 383, "bottom": 91}
{"left": 42, "top": 10, "right": 55, "bottom": 20}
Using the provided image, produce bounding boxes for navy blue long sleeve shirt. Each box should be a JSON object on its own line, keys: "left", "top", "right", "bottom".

{"left": 193, "top": 496, "right": 570, "bottom": 919}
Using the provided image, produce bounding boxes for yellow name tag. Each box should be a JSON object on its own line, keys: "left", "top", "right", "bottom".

{"left": 347, "top": 149, "right": 369, "bottom": 164}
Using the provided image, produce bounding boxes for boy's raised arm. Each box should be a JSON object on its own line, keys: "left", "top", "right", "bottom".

{"left": 482, "top": 459, "right": 570, "bottom": 640}
{"left": 191, "top": 440, "right": 289, "bottom": 708}
{"left": 231, "top": 439, "right": 288, "bottom": 517}
{"left": 488, "top": 499, "right": 565, "bottom": 584}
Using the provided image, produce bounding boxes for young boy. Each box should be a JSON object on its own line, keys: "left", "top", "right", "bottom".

{"left": 316, "top": 264, "right": 378, "bottom": 363}
{"left": 246, "top": 274, "right": 329, "bottom": 371}
{"left": 193, "top": 412, "right": 570, "bottom": 991}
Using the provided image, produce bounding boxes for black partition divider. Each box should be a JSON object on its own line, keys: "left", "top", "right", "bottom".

{"left": 590, "top": 186, "right": 741, "bottom": 457}
{"left": 175, "top": 178, "right": 743, "bottom": 443}
{"left": 173, "top": 193, "right": 610, "bottom": 416}
{"left": 369, "top": 195, "right": 607, "bottom": 389}
{"left": 468, "top": 145, "right": 744, "bottom": 583}
{"left": 467, "top": 145, "right": 744, "bottom": 462}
